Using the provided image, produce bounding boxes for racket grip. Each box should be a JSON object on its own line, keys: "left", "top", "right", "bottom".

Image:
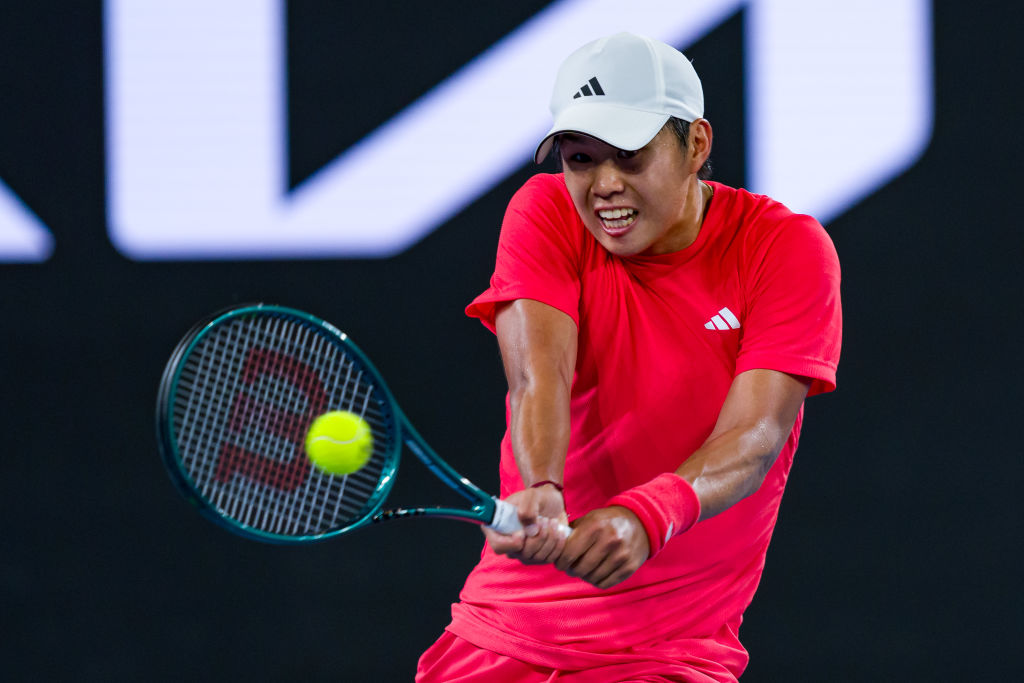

{"left": 489, "top": 498, "right": 572, "bottom": 537}
{"left": 489, "top": 498, "right": 522, "bottom": 533}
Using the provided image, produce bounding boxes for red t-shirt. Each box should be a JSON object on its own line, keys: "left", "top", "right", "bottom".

{"left": 450, "top": 174, "right": 842, "bottom": 680}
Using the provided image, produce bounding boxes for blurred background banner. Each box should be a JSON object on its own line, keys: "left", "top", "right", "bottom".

{"left": 1, "top": 1, "right": 1019, "bottom": 680}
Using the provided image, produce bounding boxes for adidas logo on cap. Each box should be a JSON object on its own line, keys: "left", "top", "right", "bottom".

{"left": 535, "top": 33, "right": 705, "bottom": 164}
{"left": 573, "top": 76, "right": 605, "bottom": 99}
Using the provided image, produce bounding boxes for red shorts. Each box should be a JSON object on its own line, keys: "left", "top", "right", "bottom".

{"left": 416, "top": 631, "right": 728, "bottom": 683}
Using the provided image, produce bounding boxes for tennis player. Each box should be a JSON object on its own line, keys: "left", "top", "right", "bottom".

{"left": 418, "top": 32, "right": 842, "bottom": 682}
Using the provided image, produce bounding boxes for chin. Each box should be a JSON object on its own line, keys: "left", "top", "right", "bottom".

{"left": 586, "top": 226, "right": 640, "bottom": 257}
{"left": 601, "top": 239, "right": 644, "bottom": 258}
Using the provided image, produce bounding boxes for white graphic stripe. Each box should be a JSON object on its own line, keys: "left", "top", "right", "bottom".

{"left": 105, "top": 0, "right": 931, "bottom": 259}
{"left": 106, "top": 0, "right": 745, "bottom": 258}
{"left": 0, "top": 1, "right": 932, "bottom": 262}
{"left": 0, "top": 181, "right": 53, "bottom": 262}
{"left": 747, "top": 0, "right": 932, "bottom": 223}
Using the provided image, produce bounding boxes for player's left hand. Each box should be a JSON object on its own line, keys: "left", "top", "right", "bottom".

{"left": 555, "top": 505, "right": 650, "bottom": 589}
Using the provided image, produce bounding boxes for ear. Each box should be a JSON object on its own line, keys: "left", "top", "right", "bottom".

{"left": 688, "top": 118, "right": 713, "bottom": 172}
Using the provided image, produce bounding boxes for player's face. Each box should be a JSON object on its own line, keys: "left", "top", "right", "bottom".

{"left": 560, "top": 126, "right": 705, "bottom": 257}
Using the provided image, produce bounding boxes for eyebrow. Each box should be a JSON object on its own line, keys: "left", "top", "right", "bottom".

{"left": 558, "top": 133, "right": 636, "bottom": 153}
{"left": 555, "top": 133, "right": 588, "bottom": 148}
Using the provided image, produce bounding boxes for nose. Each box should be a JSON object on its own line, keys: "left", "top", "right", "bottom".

{"left": 591, "top": 159, "right": 624, "bottom": 198}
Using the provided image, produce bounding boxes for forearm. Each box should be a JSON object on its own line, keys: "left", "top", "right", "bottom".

{"left": 677, "top": 369, "right": 810, "bottom": 521}
{"left": 495, "top": 299, "right": 578, "bottom": 489}
{"left": 568, "top": 407, "right": 797, "bottom": 587}
{"left": 485, "top": 300, "right": 577, "bottom": 562}
{"left": 676, "top": 420, "right": 784, "bottom": 521}
{"left": 508, "top": 378, "right": 571, "bottom": 486}
{"left": 598, "top": 370, "right": 807, "bottom": 568}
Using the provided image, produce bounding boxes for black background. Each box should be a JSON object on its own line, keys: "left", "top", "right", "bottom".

{"left": 1, "top": 2, "right": 1020, "bottom": 681}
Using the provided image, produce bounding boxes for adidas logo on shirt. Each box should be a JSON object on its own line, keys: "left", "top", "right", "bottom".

{"left": 704, "top": 307, "right": 741, "bottom": 330}
{"left": 573, "top": 77, "right": 605, "bottom": 99}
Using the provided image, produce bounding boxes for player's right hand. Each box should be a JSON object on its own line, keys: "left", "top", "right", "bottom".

{"left": 482, "top": 484, "right": 569, "bottom": 565}
{"left": 555, "top": 505, "right": 649, "bottom": 589}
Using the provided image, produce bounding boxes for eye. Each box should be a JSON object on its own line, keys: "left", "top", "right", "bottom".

{"left": 565, "top": 151, "right": 591, "bottom": 163}
{"left": 617, "top": 149, "right": 639, "bottom": 160}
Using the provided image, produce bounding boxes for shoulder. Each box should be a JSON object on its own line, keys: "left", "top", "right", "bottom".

{"left": 711, "top": 183, "right": 838, "bottom": 266}
{"left": 710, "top": 182, "right": 814, "bottom": 232}
{"left": 507, "top": 173, "right": 575, "bottom": 216}
{"left": 501, "top": 173, "right": 585, "bottom": 251}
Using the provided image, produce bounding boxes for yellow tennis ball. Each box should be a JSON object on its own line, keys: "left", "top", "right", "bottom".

{"left": 305, "top": 411, "right": 374, "bottom": 475}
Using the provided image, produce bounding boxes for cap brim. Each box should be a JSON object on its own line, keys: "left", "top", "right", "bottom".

{"left": 534, "top": 104, "right": 670, "bottom": 164}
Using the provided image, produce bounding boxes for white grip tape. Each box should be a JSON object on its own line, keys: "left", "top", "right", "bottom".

{"left": 488, "top": 498, "right": 523, "bottom": 534}
{"left": 488, "top": 497, "right": 573, "bottom": 537}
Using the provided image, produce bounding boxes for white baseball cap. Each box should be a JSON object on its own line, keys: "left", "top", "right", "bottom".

{"left": 534, "top": 32, "right": 704, "bottom": 164}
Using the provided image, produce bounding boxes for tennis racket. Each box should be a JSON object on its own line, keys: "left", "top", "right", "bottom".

{"left": 157, "top": 303, "right": 526, "bottom": 544}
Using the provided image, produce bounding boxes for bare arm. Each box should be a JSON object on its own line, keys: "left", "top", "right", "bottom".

{"left": 681, "top": 369, "right": 810, "bottom": 521}
{"left": 481, "top": 299, "right": 577, "bottom": 563}
{"left": 556, "top": 369, "right": 811, "bottom": 588}
{"left": 498, "top": 299, "right": 577, "bottom": 488}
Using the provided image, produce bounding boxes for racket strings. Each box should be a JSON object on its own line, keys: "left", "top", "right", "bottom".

{"left": 171, "top": 313, "right": 395, "bottom": 537}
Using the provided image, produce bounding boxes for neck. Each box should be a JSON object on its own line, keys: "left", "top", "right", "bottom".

{"left": 699, "top": 180, "right": 713, "bottom": 221}
{"left": 668, "top": 178, "right": 711, "bottom": 253}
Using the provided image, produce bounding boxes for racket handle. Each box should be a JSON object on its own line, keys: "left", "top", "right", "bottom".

{"left": 489, "top": 498, "right": 522, "bottom": 533}
{"left": 489, "top": 498, "right": 572, "bottom": 537}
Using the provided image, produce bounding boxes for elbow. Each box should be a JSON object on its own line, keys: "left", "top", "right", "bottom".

{"left": 507, "top": 378, "right": 529, "bottom": 414}
{"left": 506, "top": 364, "right": 572, "bottom": 414}
{"left": 744, "top": 419, "right": 788, "bottom": 493}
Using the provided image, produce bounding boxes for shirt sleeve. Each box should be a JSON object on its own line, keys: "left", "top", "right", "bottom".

{"left": 736, "top": 212, "right": 843, "bottom": 396}
{"left": 465, "top": 174, "right": 583, "bottom": 332}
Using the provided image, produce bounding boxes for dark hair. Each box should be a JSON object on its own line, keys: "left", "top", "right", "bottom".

{"left": 551, "top": 117, "right": 712, "bottom": 180}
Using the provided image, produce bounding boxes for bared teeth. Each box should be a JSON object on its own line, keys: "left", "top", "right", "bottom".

{"left": 598, "top": 208, "right": 637, "bottom": 231}
{"left": 598, "top": 208, "right": 635, "bottom": 219}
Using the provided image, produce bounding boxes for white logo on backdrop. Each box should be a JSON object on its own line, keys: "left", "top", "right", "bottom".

{"left": 0, "top": 183, "right": 53, "bottom": 263}
{"left": 0, "top": 0, "right": 932, "bottom": 262}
